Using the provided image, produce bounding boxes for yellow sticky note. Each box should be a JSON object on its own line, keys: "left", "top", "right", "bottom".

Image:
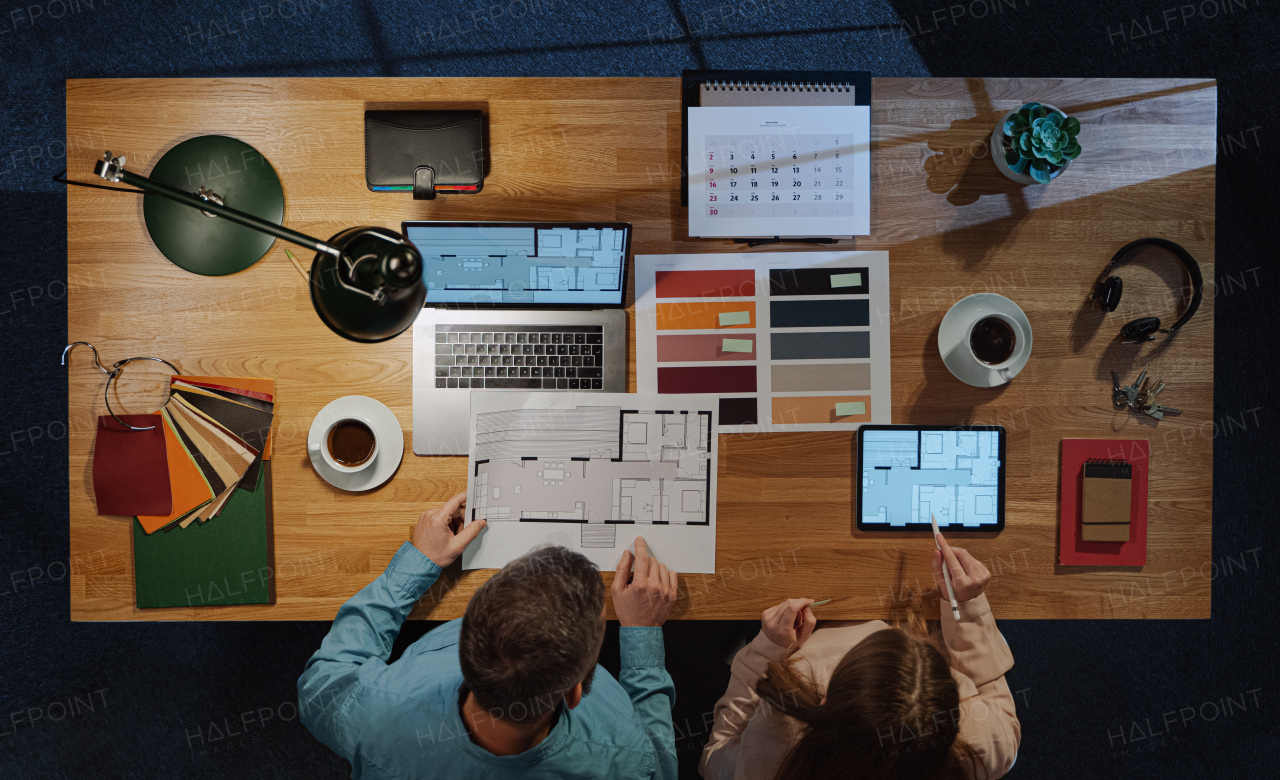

{"left": 721, "top": 339, "right": 753, "bottom": 353}
{"left": 835, "top": 401, "right": 866, "bottom": 416}
{"left": 718, "top": 310, "right": 751, "bottom": 326}
{"left": 830, "top": 272, "right": 862, "bottom": 288}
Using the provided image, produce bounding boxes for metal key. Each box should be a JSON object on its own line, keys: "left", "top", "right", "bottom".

{"left": 1111, "top": 371, "right": 1131, "bottom": 409}
{"left": 1137, "top": 377, "right": 1180, "bottom": 419}
{"left": 1118, "top": 370, "right": 1146, "bottom": 409}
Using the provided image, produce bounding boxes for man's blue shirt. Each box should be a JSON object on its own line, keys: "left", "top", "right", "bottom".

{"left": 298, "top": 542, "right": 678, "bottom": 779}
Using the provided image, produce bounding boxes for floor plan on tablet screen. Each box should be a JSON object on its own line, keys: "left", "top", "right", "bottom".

{"left": 462, "top": 392, "right": 719, "bottom": 573}
{"left": 860, "top": 429, "right": 1001, "bottom": 528}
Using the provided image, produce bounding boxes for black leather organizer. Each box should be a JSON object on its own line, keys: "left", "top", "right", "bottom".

{"left": 364, "top": 110, "right": 486, "bottom": 200}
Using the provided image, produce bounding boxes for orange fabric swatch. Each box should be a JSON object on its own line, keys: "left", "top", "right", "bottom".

{"left": 137, "top": 416, "right": 216, "bottom": 534}
{"left": 165, "top": 401, "right": 249, "bottom": 487}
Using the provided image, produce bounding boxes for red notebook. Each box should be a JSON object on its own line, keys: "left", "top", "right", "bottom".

{"left": 1059, "top": 439, "right": 1149, "bottom": 566}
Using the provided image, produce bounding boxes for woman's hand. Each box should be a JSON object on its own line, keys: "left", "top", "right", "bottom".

{"left": 760, "top": 598, "right": 817, "bottom": 651}
{"left": 932, "top": 532, "right": 991, "bottom": 602}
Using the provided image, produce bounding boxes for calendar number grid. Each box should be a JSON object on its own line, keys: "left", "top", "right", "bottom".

{"left": 704, "top": 134, "right": 855, "bottom": 219}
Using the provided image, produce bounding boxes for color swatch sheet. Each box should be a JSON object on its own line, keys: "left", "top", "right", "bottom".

{"left": 463, "top": 391, "right": 718, "bottom": 574}
{"left": 636, "top": 252, "right": 891, "bottom": 433}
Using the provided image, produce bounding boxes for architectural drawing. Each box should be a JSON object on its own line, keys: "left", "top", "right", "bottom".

{"left": 472, "top": 405, "right": 712, "bottom": 552}
{"left": 860, "top": 429, "right": 1001, "bottom": 527}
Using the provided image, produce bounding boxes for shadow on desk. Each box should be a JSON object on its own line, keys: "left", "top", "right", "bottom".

{"left": 903, "top": 322, "right": 1012, "bottom": 426}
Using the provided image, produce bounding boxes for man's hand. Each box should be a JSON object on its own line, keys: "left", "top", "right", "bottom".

{"left": 931, "top": 532, "right": 991, "bottom": 602}
{"left": 760, "top": 599, "right": 816, "bottom": 651}
{"left": 611, "top": 537, "right": 678, "bottom": 627}
{"left": 412, "top": 492, "right": 486, "bottom": 568}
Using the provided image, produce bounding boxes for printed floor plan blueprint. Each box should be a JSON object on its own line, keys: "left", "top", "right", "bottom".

{"left": 860, "top": 428, "right": 1003, "bottom": 528}
{"left": 462, "top": 392, "right": 719, "bottom": 572}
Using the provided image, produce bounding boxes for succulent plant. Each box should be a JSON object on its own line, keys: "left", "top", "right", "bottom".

{"left": 1002, "top": 102, "right": 1082, "bottom": 184}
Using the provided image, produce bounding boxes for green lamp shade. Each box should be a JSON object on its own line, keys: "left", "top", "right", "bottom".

{"left": 309, "top": 227, "right": 427, "bottom": 343}
{"left": 142, "top": 135, "right": 284, "bottom": 276}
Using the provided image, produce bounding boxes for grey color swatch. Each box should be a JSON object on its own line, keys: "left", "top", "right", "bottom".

{"left": 771, "top": 363, "right": 872, "bottom": 392}
{"left": 770, "top": 331, "right": 870, "bottom": 360}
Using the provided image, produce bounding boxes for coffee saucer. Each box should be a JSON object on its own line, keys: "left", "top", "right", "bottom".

{"left": 938, "top": 294, "right": 1033, "bottom": 388}
{"left": 307, "top": 396, "right": 404, "bottom": 491}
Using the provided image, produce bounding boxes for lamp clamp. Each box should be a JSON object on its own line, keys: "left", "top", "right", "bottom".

{"left": 94, "top": 151, "right": 126, "bottom": 182}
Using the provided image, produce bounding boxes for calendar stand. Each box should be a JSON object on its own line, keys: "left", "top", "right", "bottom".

{"left": 680, "top": 69, "right": 871, "bottom": 208}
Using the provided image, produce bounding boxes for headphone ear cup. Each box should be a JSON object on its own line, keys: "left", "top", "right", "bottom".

{"left": 1120, "top": 316, "right": 1161, "bottom": 341}
{"left": 1097, "top": 276, "right": 1122, "bottom": 312}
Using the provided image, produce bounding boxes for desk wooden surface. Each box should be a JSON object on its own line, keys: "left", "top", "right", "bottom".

{"left": 66, "top": 77, "right": 1216, "bottom": 621}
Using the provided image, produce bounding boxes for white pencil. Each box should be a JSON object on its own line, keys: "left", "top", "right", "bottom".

{"left": 932, "top": 514, "right": 961, "bottom": 620}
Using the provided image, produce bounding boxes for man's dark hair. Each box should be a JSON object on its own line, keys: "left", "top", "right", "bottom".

{"left": 459, "top": 545, "right": 606, "bottom": 724}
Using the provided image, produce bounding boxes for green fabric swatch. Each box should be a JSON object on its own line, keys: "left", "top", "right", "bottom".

{"left": 835, "top": 401, "right": 866, "bottom": 416}
{"left": 721, "top": 338, "right": 754, "bottom": 353}
{"left": 133, "top": 464, "right": 273, "bottom": 608}
{"left": 830, "top": 272, "right": 862, "bottom": 288}
{"left": 718, "top": 310, "right": 751, "bottom": 326}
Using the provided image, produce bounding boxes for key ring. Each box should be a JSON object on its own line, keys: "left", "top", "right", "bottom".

{"left": 62, "top": 342, "right": 181, "bottom": 431}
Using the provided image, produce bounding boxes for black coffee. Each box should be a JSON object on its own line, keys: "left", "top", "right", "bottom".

{"left": 970, "top": 317, "right": 1016, "bottom": 365}
{"left": 328, "top": 420, "right": 376, "bottom": 466}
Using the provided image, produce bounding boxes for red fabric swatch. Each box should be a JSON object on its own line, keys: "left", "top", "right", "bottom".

{"left": 92, "top": 414, "right": 172, "bottom": 517}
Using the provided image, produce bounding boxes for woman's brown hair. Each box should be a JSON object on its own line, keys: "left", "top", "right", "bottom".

{"left": 754, "top": 614, "right": 984, "bottom": 780}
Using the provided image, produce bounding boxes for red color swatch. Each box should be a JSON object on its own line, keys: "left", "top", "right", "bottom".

{"left": 657, "top": 365, "right": 757, "bottom": 393}
{"left": 92, "top": 414, "right": 172, "bottom": 517}
{"left": 656, "top": 334, "right": 755, "bottom": 362}
{"left": 655, "top": 270, "right": 755, "bottom": 298}
{"left": 1059, "top": 438, "right": 1149, "bottom": 566}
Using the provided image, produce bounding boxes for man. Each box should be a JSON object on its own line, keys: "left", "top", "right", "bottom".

{"left": 298, "top": 492, "right": 680, "bottom": 779}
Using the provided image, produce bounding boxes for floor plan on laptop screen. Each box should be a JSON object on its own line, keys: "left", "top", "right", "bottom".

{"left": 405, "top": 225, "right": 627, "bottom": 305}
{"left": 462, "top": 392, "right": 719, "bottom": 572}
{"left": 860, "top": 429, "right": 1002, "bottom": 528}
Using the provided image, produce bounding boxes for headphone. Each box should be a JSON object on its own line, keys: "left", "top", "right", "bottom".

{"left": 1093, "top": 237, "right": 1203, "bottom": 343}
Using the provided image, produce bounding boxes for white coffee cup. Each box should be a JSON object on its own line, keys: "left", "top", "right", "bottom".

{"left": 966, "top": 311, "right": 1028, "bottom": 381}
{"left": 310, "top": 416, "right": 379, "bottom": 473}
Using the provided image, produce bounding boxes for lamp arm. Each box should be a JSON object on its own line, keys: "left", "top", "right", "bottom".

{"left": 93, "top": 152, "right": 341, "bottom": 258}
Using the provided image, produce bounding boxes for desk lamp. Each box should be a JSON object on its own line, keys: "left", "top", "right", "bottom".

{"left": 93, "top": 146, "right": 425, "bottom": 343}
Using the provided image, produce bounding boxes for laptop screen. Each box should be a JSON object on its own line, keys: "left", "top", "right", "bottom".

{"left": 403, "top": 221, "right": 630, "bottom": 307}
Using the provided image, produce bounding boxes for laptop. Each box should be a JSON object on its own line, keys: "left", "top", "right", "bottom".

{"left": 407, "top": 221, "right": 631, "bottom": 455}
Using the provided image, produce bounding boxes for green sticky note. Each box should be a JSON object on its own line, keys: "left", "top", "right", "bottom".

{"left": 722, "top": 338, "right": 753, "bottom": 353}
{"left": 718, "top": 310, "right": 751, "bottom": 326}
{"left": 830, "top": 272, "right": 862, "bottom": 288}
{"left": 835, "top": 401, "right": 866, "bottom": 417}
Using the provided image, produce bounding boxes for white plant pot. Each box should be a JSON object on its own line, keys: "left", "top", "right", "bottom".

{"left": 991, "top": 103, "right": 1071, "bottom": 184}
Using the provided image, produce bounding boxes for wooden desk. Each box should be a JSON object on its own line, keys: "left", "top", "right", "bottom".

{"left": 67, "top": 78, "right": 1215, "bottom": 621}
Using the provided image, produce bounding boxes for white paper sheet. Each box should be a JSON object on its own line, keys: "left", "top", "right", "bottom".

{"left": 635, "top": 251, "right": 891, "bottom": 433}
{"left": 462, "top": 392, "right": 719, "bottom": 573}
{"left": 687, "top": 105, "right": 871, "bottom": 238}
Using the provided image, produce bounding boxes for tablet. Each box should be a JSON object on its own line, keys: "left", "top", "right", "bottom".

{"left": 856, "top": 425, "right": 1006, "bottom": 532}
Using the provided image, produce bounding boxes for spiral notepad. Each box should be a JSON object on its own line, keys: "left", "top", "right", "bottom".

{"left": 1082, "top": 458, "right": 1133, "bottom": 541}
{"left": 682, "top": 70, "right": 872, "bottom": 239}
{"left": 699, "top": 80, "right": 860, "bottom": 107}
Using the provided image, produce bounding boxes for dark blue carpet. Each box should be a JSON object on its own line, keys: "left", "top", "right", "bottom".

{"left": 2, "top": 1, "right": 1278, "bottom": 777}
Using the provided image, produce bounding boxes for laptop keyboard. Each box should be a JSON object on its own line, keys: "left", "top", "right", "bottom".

{"left": 435, "top": 325, "right": 605, "bottom": 390}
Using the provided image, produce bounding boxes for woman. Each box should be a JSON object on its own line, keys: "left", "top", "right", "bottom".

{"left": 699, "top": 533, "right": 1020, "bottom": 780}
